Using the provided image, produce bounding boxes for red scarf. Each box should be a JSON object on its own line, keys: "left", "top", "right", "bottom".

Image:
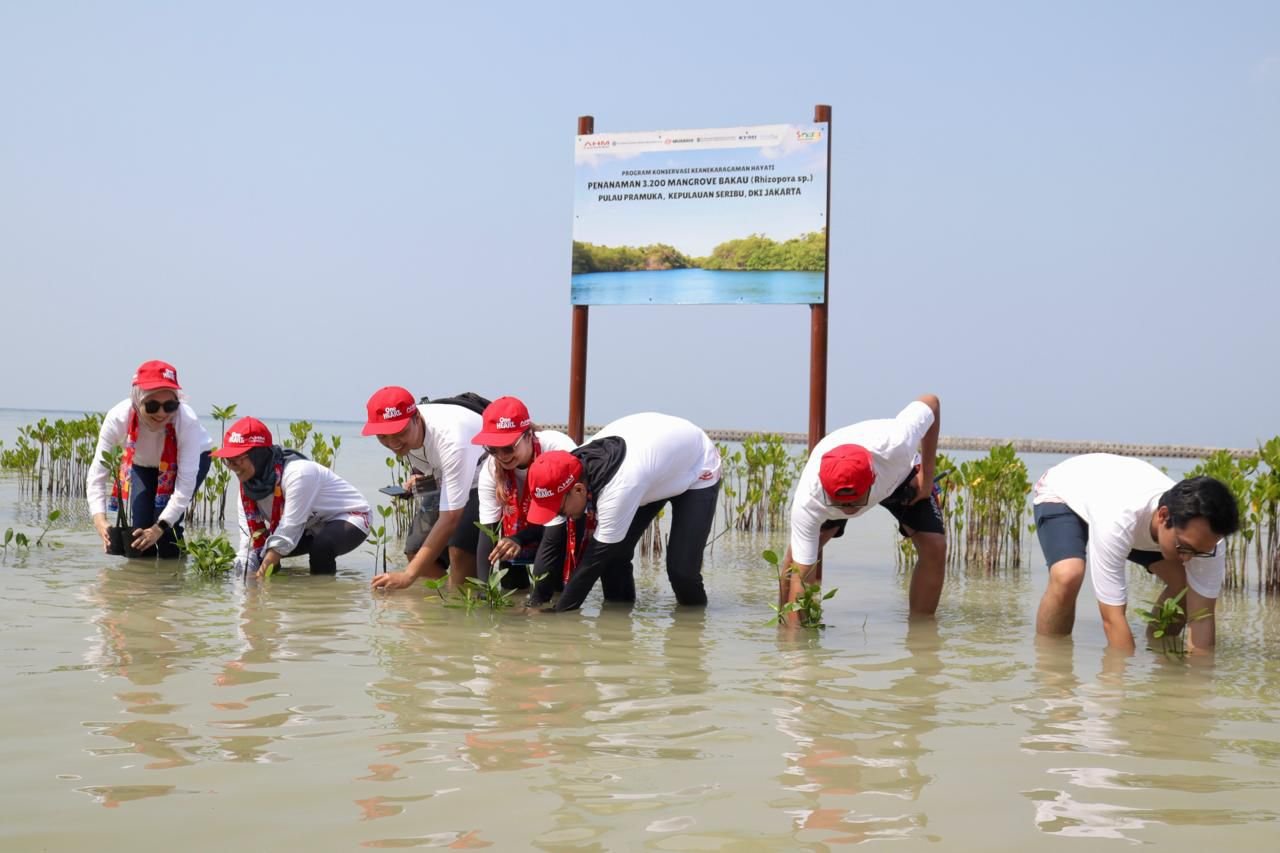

{"left": 563, "top": 495, "right": 596, "bottom": 584}
{"left": 110, "top": 408, "right": 178, "bottom": 511}
{"left": 500, "top": 434, "right": 543, "bottom": 538}
{"left": 242, "top": 461, "right": 285, "bottom": 553}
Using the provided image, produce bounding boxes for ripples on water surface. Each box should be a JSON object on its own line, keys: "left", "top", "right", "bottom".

{"left": 2, "top": 479, "right": 1279, "bottom": 850}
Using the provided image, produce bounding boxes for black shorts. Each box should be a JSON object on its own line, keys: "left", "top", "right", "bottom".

{"left": 404, "top": 487, "right": 481, "bottom": 559}
{"left": 821, "top": 468, "right": 946, "bottom": 540}
{"left": 1032, "top": 502, "right": 1162, "bottom": 569}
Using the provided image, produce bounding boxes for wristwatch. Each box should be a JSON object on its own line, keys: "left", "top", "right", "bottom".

{"left": 157, "top": 519, "right": 171, "bottom": 533}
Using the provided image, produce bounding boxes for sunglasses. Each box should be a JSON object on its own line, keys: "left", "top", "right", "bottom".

{"left": 485, "top": 432, "right": 529, "bottom": 456}
{"left": 142, "top": 400, "right": 180, "bottom": 415}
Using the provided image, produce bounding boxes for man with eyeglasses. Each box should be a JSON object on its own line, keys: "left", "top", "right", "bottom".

{"left": 363, "top": 386, "right": 485, "bottom": 592}
{"left": 1033, "top": 455, "right": 1240, "bottom": 653}
{"left": 781, "top": 394, "right": 945, "bottom": 623}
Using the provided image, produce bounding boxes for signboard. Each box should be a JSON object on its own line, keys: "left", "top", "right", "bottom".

{"left": 571, "top": 122, "right": 829, "bottom": 305}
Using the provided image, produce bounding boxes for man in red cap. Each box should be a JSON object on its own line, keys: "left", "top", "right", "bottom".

{"left": 782, "top": 394, "right": 945, "bottom": 621}
{"left": 521, "top": 412, "right": 721, "bottom": 611}
{"left": 362, "top": 386, "right": 486, "bottom": 591}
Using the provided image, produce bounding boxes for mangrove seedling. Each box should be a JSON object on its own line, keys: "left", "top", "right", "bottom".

{"left": 2, "top": 528, "right": 28, "bottom": 559}
{"left": 34, "top": 509, "right": 61, "bottom": 548}
{"left": 764, "top": 548, "right": 835, "bottom": 629}
{"left": 367, "top": 504, "right": 394, "bottom": 574}
{"left": 1137, "top": 588, "right": 1210, "bottom": 658}
{"left": 178, "top": 532, "right": 238, "bottom": 578}
{"left": 423, "top": 575, "right": 448, "bottom": 602}
{"left": 99, "top": 445, "right": 130, "bottom": 529}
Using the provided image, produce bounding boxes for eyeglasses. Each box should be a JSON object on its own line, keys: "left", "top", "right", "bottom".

{"left": 1174, "top": 537, "right": 1217, "bottom": 559}
{"left": 142, "top": 400, "right": 180, "bottom": 414}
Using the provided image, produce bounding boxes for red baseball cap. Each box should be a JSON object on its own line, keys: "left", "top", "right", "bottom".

{"left": 819, "top": 444, "right": 876, "bottom": 502}
{"left": 471, "top": 396, "right": 532, "bottom": 446}
{"left": 212, "top": 417, "right": 273, "bottom": 458}
{"left": 132, "top": 360, "right": 181, "bottom": 391}
{"left": 362, "top": 386, "right": 418, "bottom": 436}
{"left": 525, "top": 450, "right": 584, "bottom": 524}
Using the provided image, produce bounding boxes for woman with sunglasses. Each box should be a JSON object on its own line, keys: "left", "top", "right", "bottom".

{"left": 86, "top": 360, "right": 213, "bottom": 556}
{"left": 470, "top": 396, "right": 576, "bottom": 587}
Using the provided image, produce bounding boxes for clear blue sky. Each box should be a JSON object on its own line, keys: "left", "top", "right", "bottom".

{"left": 1, "top": 1, "right": 1276, "bottom": 447}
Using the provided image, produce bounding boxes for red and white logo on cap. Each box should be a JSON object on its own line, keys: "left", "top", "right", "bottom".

{"left": 534, "top": 486, "right": 556, "bottom": 499}
{"left": 383, "top": 406, "right": 409, "bottom": 420}
{"left": 227, "top": 431, "right": 267, "bottom": 446}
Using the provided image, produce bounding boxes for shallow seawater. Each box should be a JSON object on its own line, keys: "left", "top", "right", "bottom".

{"left": 2, "top": 415, "right": 1279, "bottom": 851}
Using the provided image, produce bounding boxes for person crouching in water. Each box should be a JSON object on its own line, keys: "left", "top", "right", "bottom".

{"left": 214, "top": 417, "right": 371, "bottom": 578}
{"left": 470, "top": 396, "right": 577, "bottom": 587}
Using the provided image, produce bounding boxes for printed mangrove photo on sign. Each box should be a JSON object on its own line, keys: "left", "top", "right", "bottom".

{"left": 571, "top": 123, "right": 829, "bottom": 305}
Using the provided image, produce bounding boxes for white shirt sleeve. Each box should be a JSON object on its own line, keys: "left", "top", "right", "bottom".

{"left": 265, "top": 465, "right": 322, "bottom": 556}
{"left": 593, "top": 483, "right": 644, "bottom": 545}
{"left": 788, "top": 494, "right": 827, "bottom": 567}
{"left": 893, "top": 401, "right": 935, "bottom": 455}
{"left": 86, "top": 403, "right": 129, "bottom": 517}
{"left": 477, "top": 458, "right": 501, "bottom": 524}
{"left": 1088, "top": 518, "right": 1139, "bottom": 605}
{"left": 1185, "top": 547, "right": 1226, "bottom": 600}
{"left": 158, "top": 405, "right": 212, "bottom": 527}
{"left": 235, "top": 494, "right": 251, "bottom": 562}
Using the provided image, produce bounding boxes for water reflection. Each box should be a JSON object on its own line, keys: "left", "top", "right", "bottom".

{"left": 79, "top": 564, "right": 206, "bottom": 800}
{"left": 361, "top": 602, "right": 728, "bottom": 849}
{"left": 1018, "top": 638, "right": 1280, "bottom": 841}
{"left": 771, "top": 621, "right": 943, "bottom": 846}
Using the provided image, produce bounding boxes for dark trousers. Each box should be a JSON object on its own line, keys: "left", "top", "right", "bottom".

{"left": 611, "top": 481, "right": 721, "bottom": 606}
{"left": 286, "top": 520, "right": 369, "bottom": 574}
{"left": 130, "top": 451, "right": 212, "bottom": 556}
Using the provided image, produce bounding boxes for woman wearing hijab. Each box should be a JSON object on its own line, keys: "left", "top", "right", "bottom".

{"left": 471, "top": 396, "right": 576, "bottom": 585}
{"left": 214, "top": 416, "right": 371, "bottom": 578}
{"left": 87, "top": 360, "right": 213, "bottom": 556}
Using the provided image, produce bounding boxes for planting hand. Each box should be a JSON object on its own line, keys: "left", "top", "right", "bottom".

{"left": 489, "top": 536, "right": 521, "bottom": 564}
{"left": 255, "top": 550, "right": 281, "bottom": 579}
{"left": 909, "top": 466, "right": 933, "bottom": 505}
{"left": 92, "top": 513, "right": 111, "bottom": 552}
{"left": 131, "top": 524, "right": 164, "bottom": 551}
{"left": 372, "top": 569, "right": 419, "bottom": 591}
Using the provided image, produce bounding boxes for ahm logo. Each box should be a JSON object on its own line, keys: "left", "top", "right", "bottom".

{"left": 584, "top": 139, "right": 612, "bottom": 149}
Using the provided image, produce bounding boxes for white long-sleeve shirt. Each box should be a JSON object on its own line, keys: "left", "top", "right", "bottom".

{"left": 86, "top": 398, "right": 214, "bottom": 527}
{"left": 589, "top": 413, "right": 722, "bottom": 545}
{"left": 235, "top": 460, "right": 371, "bottom": 560}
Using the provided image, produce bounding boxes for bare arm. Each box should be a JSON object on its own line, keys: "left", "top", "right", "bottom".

{"left": 1184, "top": 587, "right": 1216, "bottom": 653}
{"left": 1098, "top": 602, "right": 1135, "bottom": 653}
{"left": 371, "top": 507, "right": 463, "bottom": 590}
{"left": 913, "top": 394, "right": 941, "bottom": 502}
